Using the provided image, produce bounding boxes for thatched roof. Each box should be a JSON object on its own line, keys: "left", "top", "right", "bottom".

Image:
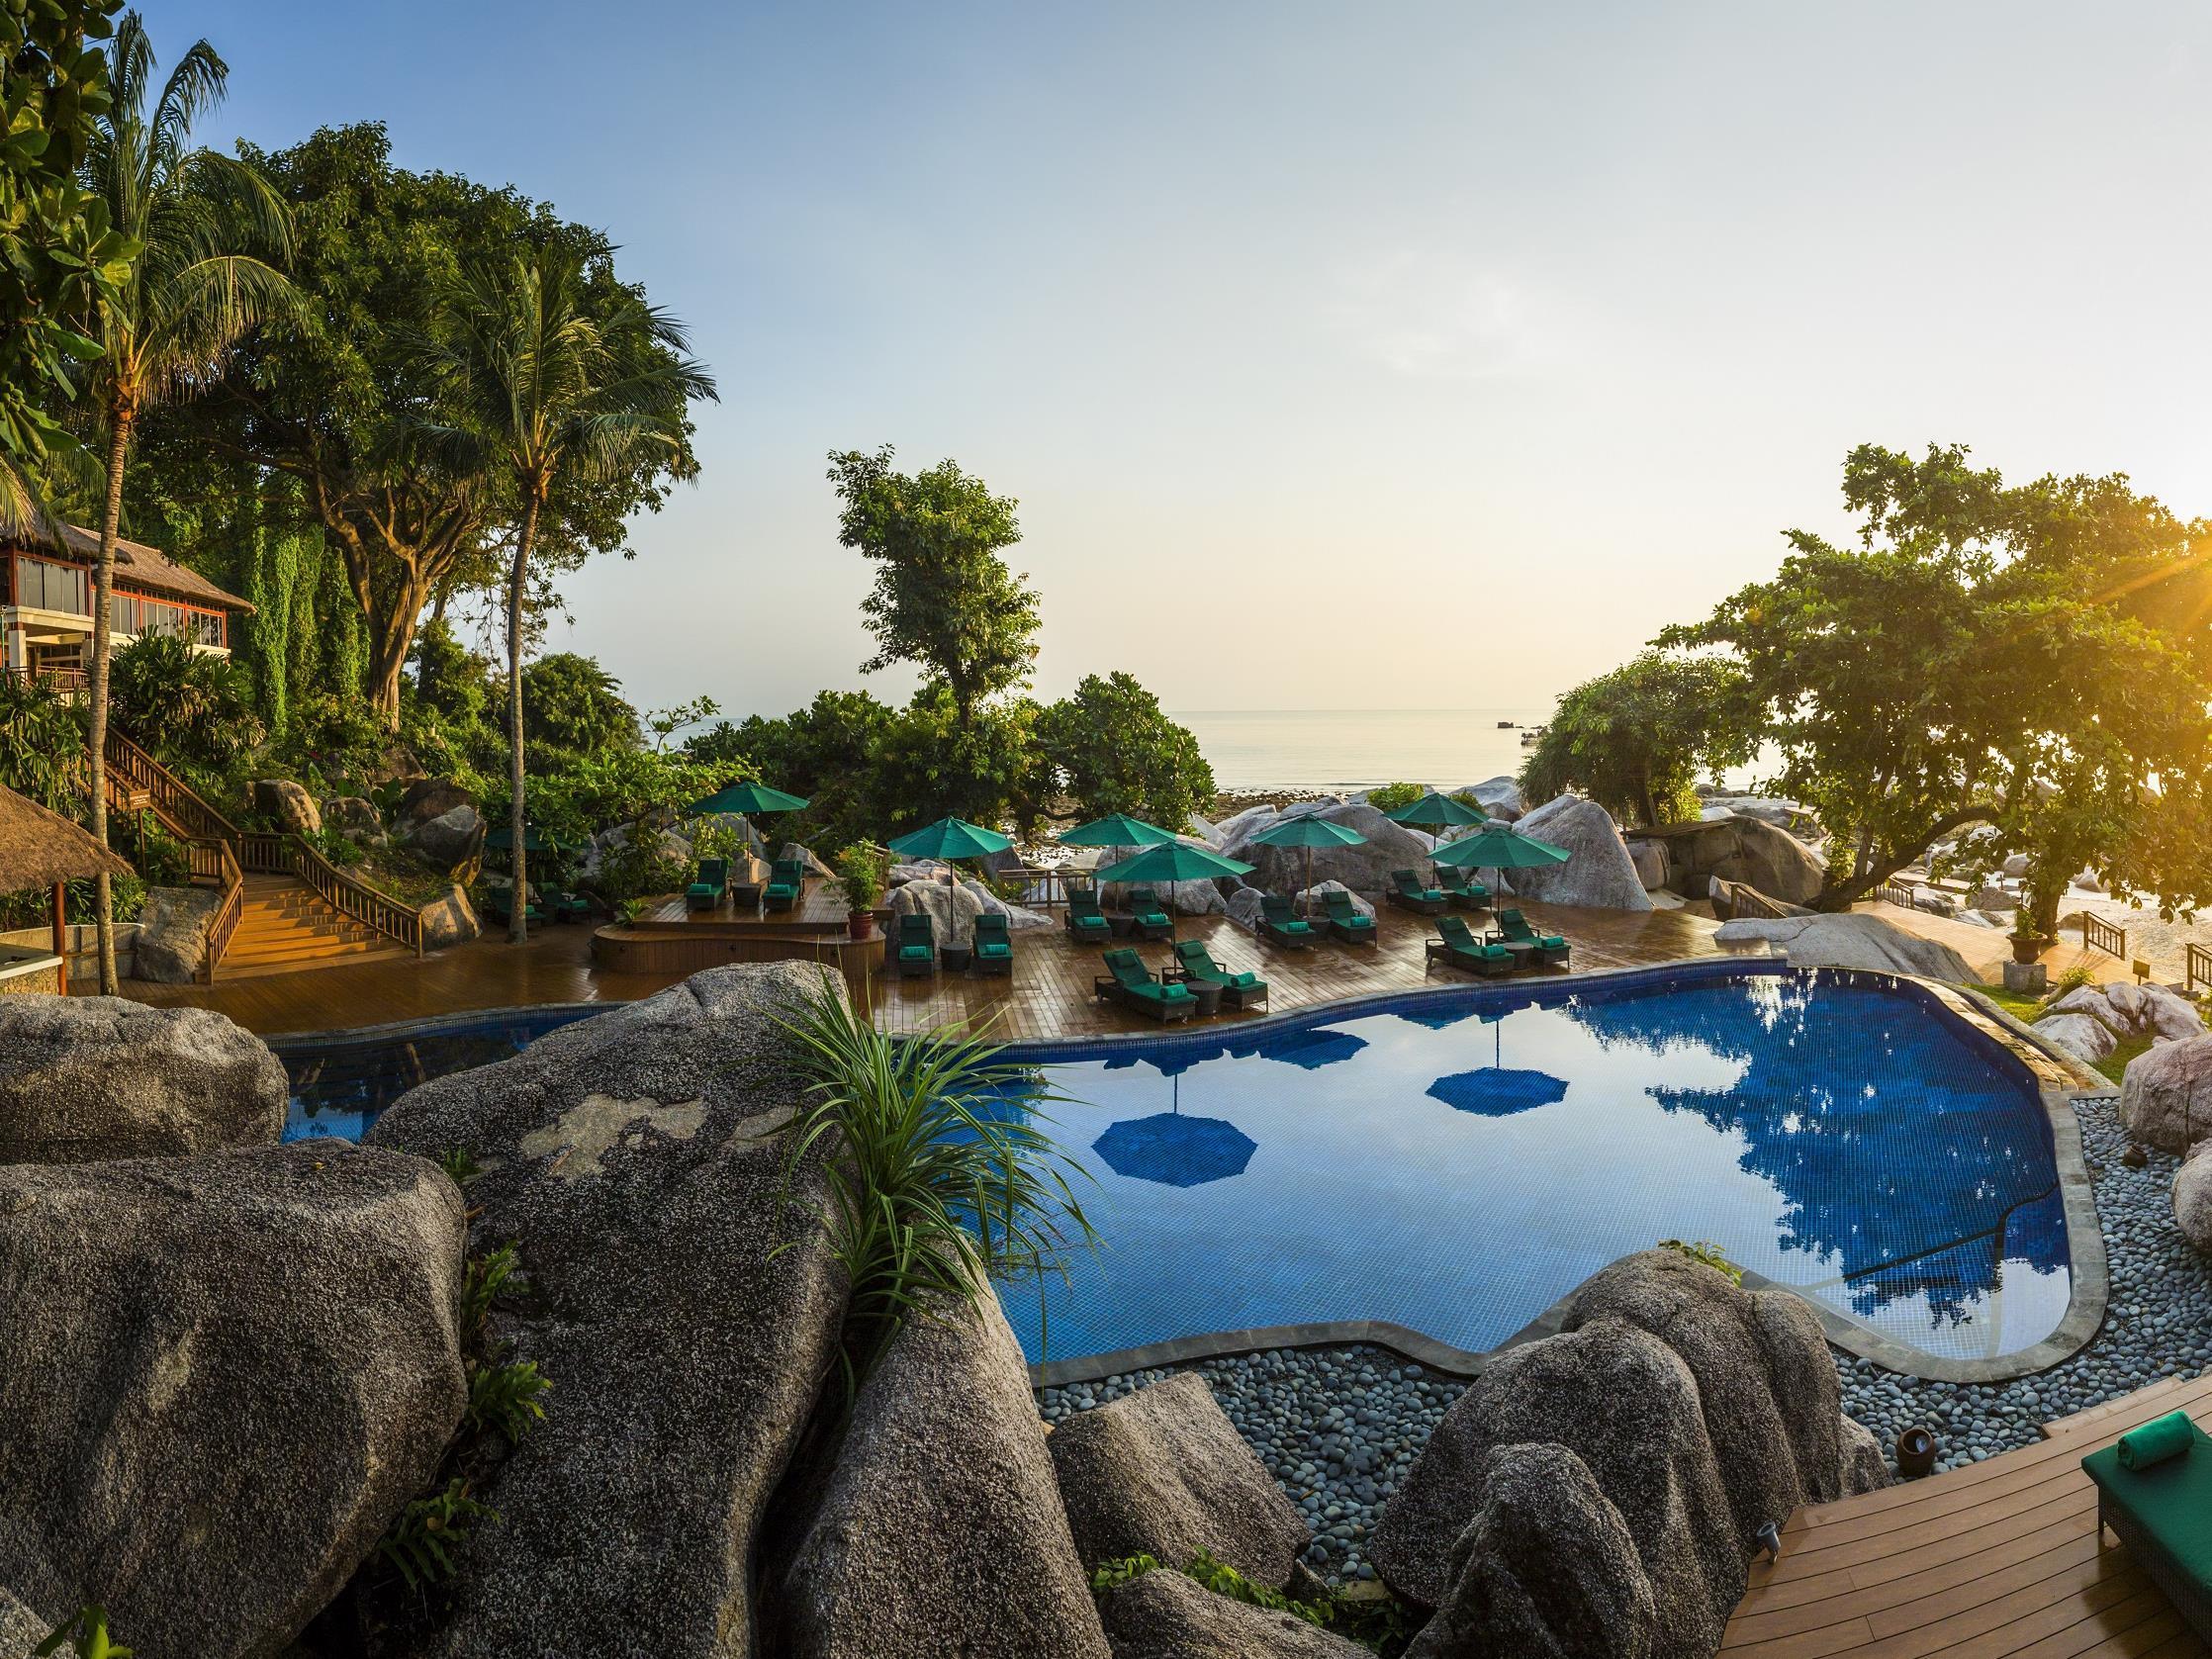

{"left": 0, "top": 784, "right": 133, "bottom": 892}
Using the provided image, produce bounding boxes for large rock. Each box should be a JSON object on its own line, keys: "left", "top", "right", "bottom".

{"left": 403, "top": 803, "right": 486, "bottom": 876}
{"left": 889, "top": 872, "right": 985, "bottom": 949}
{"left": 1370, "top": 1317, "right": 1739, "bottom": 1653}
{"left": 2174, "top": 1144, "right": 2212, "bottom": 1253}
{"left": 1711, "top": 913, "right": 1977, "bottom": 982}
{"left": 0, "top": 996, "right": 284, "bottom": 1164}
{"left": 0, "top": 1591, "right": 45, "bottom": 1658}
{"left": 1170, "top": 878, "right": 1229, "bottom": 916}
{"left": 1300, "top": 878, "right": 1375, "bottom": 921}
{"left": 2032, "top": 1011, "right": 2118, "bottom": 1066}
{"left": 1049, "top": 1373, "right": 1310, "bottom": 1590}
{"left": 252, "top": 777, "right": 321, "bottom": 836}
{"left": 396, "top": 776, "right": 475, "bottom": 828}
{"left": 1455, "top": 777, "right": 1522, "bottom": 822}
{"left": 1627, "top": 839, "right": 1669, "bottom": 892}
{"left": 1502, "top": 797, "right": 1653, "bottom": 912}
{"left": 132, "top": 881, "right": 223, "bottom": 983}
{"left": 323, "top": 794, "right": 383, "bottom": 842}
{"left": 965, "top": 876, "right": 1057, "bottom": 930}
{"left": 1098, "top": 1568, "right": 1365, "bottom": 1658}
{"left": 417, "top": 883, "right": 481, "bottom": 952}
{"left": 1401, "top": 1442, "right": 1656, "bottom": 1659}
{"left": 0, "top": 1145, "right": 466, "bottom": 1659}
{"left": 2121, "top": 1035, "right": 2212, "bottom": 1154}
{"left": 1637, "top": 816, "right": 1827, "bottom": 908}
{"left": 2048, "top": 981, "right": 2205, "bottom": 1045}
{"left": 1698, "top": 796, "right": 1824, "bottom": 842}
{"left": 365, "top": 964, "right": 851, "bottom": 1656}
{"left": 769, "top": 1289, "right": 1110, "bottom": 1659}
{"left": 1227, "top": 884, "right": 1267, "bottom": 930}
{"left": 1223, "top": 801, "right": 1436, "bottom": 898}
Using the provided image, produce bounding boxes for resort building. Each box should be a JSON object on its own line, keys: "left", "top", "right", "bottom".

{"left": 2, "top": 524, "right": 251, "bottom": 687}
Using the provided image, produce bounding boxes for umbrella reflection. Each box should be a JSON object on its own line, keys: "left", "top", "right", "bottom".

{"left": 1092, "top": 1112, "right": 1257, "bottom": 1187}
{"left": 1426, "top": 1067, "right": 1570, "bottom": 1116}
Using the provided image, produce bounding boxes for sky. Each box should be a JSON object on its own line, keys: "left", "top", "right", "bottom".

{"left": 162, "top": 1, "right": 2212, "bottom": 720}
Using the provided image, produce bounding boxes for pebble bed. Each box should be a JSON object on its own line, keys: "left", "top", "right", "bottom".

{"left": 1034, "top": 1094, "right": 2212, "bottom": 1584}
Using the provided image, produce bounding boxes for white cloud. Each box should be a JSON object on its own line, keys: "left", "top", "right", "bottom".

{"left": 1330, "top": 250, "right": 1564, "bottom": 381}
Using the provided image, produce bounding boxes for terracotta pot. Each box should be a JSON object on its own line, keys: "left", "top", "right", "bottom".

{"left": 1895, "top": 1426, "right": 1938, "bottom": 1479}
{"left": 847, "top": 910, "right": 875, "bottom": 942}
{"left": 2010, "top": 935, "right": 2043, "bottom": 966}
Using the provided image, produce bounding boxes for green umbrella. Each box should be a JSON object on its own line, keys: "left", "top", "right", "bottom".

{"left": 888, "top": 816, "right": 1016, "bottom": 943}
{"left": 1059, "top": 813, "right": 1178, "bottom": 912}
{"left": 1093, "top": 842, "right": 1255, "bottom": 932}
{"left": 1431, "top": 823, "right": 1571, "bottom": 903}
{"left": 1249, "top": 814, "right": 1368, "bottom": 919}
{"left": 688, "top": 780, "right": 810, "bottom": 817}
{"left": 1385, "top": 790, "right": 1489, "bottom": 882}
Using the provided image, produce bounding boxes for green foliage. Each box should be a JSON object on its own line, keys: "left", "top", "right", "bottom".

{"left": 2046, "top": 963, "right": 2096, "bottom": 1002}
{"left": 1088, "top": 1553, "right": 1164, "bottom": 1594}
{"left": 377, "top": 1478, "right": 494, "bottom": 1596}
{"left": 435, "top": 1147, "right": 481, "bottom": 1183}
{"left": 464, "top": 1356, "right": 550, "bottom": 1444}
{"left": 774, "top": 981, "right": 1097, "bottom": 1396}
{"left": 521, "top": 652, "right": 639, "bottom": 760}
{"left": 833, "top": 843, "right": 889, "bottom": 912}
{"left": 459, "top": 1243, "right": 521, "bottom": 1344}
{"left": 1036, "top": 672, "right": 1215, "bottom": 830}
{"left": 35, "top": 1605, "right": 131, "bottom": 1659}
{"left": 1181, "top": 1548, "right": 1330, "bottom": 1626}
{"left": 508, "top": 748, "right": 742, "bottom": 852}
{"left": 1520, "top": 653, "right": 1750, "bottom": 829}
{"left": 694, "top": 689, "right": 898, "bottom": 851}
{"left": 866, "top": 685, "right": 1048, "bottom": 834}
{"left": 0, "top": 674, "right": 89, "bottom": 811}
{"left": 1086, "top": 1553, "right": 1424, "bottom": 1652}
{"left": 106, "top": 633, "right": 265, "bottom": 768}
{"left": 1661, "top": 443, "right": 2212, "bottom": 913}
{"left": 827, "top": 444, "right": 1041, "bottom": 718}
{"left": 1659, "top": 1238, "right": 1744, "bottom": 1285}
{"left": 1365, "top": 782, "right": 1426, "bottom": 815}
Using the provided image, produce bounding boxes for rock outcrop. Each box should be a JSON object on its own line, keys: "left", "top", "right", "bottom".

{"left": 1222, "top": 802, "right": 1436, "bottom": 898}
{"left": 0, "top": 996, "right": 285, "bottom": 1164}
{"left": 889, "top": 872, "right": 984, "bottom": 949}
{"left": 769, "top": 1290, "right": 1111, "bottom": 1659}
{"left": 1632, "top": 815, "right": 1827, "bottom": 909}
{"left": 2121, "top": 1035, "right": 2212, "bottom": 1154}
{"left": 0, "top": 1591, "right": 45, "bottom": 1659}
{"left": 0, "top": 1145, "right": 467, "bottom": 1659}
{"left": 323, "top": 794, "right": 384, "bottom": 841}
{"left": 2047, "top": 981, "right": 2204, "bottom": 1045}
{"left": 1400, "top": 1442, "right": 1657, "bottom": 1659}
{"left": 1501, "top": 797, "right": 1653, "bottom": 912}
{"left": 1098, "top": 1568, "right": 1365, "bottom": 1658}
{"left": 365, "top": 963, "right": 852, "bottom": 1657}
{"left": 2174, "top": 1143, "right": 2212, "bottom": 1253}
{"left": 396, "top": 777, "right": 474, "bottom": 827}
{"left": 1049, "top": 1372, "right": 1311, "bottom": 1590}
{"left": 252, "top": 777, "right": 321, "bottom": 836}
{"left": 2032, "top": 1011, "right": 2118, "bottom": 1067}
{"left": 1456, "top": 777, "right": 1523, "bottom": 821}
{"left": 416, "top": 884, "right": 482, "bottom": 952}
{"left": 130, "top": 882, "right": 223, "bottom": 983}
{"left": 1712, "top": 913, "right": 1977, "bottom": 982}
{"left": 403, "top": 804, "right": 486, "bottom": 876}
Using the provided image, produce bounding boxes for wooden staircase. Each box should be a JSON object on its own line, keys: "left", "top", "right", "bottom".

{"left": 213, "top": 876, "right": 410, "bottom": 980}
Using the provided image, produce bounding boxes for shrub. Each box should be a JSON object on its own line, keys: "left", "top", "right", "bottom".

{"left": 35, "top": 1605, "right": 130, "bottom": 1659}
{"left": 460, "top": 1243, "right": 522, "bottom": 1343}
{"left": 1658, "top": 1237, "right": 1744, "bottom": 1285}
{"left": 1366, "top": 782, "right": 1427, "bottom": 815}
{"left": 107, "top": 632, "right": 265, "bottom": 769}
{"left": 465, "top": 1356, "right": 551, "bottom": 1444}
{"left": 377, "top": 1478, "right": 495, "bottom": 1595}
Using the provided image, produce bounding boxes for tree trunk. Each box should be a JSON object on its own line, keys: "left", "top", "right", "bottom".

{"left": 87, "top": 410, "right": 134, "bottom": 995}
{"left": 1812, "top": 802, "right": 2001, "bottom": 912}
{"left": 505, "top": 496, "right": 539, "bottom": 946}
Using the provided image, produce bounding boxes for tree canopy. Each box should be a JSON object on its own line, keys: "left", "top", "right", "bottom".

{"left": 521, "top": 652, "right": 638, "bottom": 759}
{"left": 1036, "top": 671, "right": 1215, "bottom": 831}
{"left": 1518, "top": 652, "right": 1749, "bottom": 829}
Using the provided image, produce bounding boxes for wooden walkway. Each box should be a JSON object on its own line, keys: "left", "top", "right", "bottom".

{"left": 1722, "top": 1373, "right": 2212, "bottom": 1659}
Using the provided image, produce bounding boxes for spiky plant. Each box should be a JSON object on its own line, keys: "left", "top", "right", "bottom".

{"left": 774, "top": 980, "right": 1096, "bottom": 1396}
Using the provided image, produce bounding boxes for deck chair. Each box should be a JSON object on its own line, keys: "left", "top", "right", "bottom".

{"left": 1389, "top": 869, "right": 1446, "bottom": 915}
{"left": 687, "top": 857, "right": 728, "bottom": 912}
{"left": 1497, "top": 906, "right": 1570, "bottom": 966}
{"left": 895, "top": 912, "right": 936, "bottom": 977}
{"left": 972, "top": 911, "right": 1014, "bottom": 975}
{"left": 1258, "top": 893, "right": 1315, "bottom": 948}
{"left": 541, "top": 883, "right": 592, "bottom": 923}
{"left": 1092, "top": 946, "right": 1197, "bottom": 1023}
{"left": 486, "top": 884, "right": 544, "bottom": 928}
{"left": 1169, "top": 938, "right": 1268, "bottom": 1010}
{"left": 1428, "top": 914, "right": 1514, "bottom": 976}
{"left": 1066, "top": 887, "right": 1113, "bottom": 945}
{"left": 1127, "top": 885, "right": 1173, "bottom": 941}
{"left": 2084, "top": 1413, "right": 2212, "bottom": 1643}
{"left": 1321, "top": 890, "right": 1377, "bottom": 946}
{"left": 1436, "top": 866, "right": 1492, "bottom": 911}
{"left": 765, "top": 858, "right": 803, "bottom": 912}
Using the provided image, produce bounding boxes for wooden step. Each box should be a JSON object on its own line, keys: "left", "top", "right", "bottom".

{"left": 221, "top": 937, "right": 390, "bottom": 967}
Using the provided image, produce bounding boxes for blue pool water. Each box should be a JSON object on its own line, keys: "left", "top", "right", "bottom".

{"left": 995, "top": 967, "right": 2072, "bottom": 1368}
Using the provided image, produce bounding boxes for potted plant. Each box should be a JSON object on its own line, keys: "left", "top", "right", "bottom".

{"left": 834, "top": 845, "right": 887, "bottom": 941}
{"left": 2009, "top": 925, "right": 2044, "bottom": 967}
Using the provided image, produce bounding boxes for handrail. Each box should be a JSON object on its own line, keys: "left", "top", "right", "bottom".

{"left": 241, "top": 829, "right": 424, "bottom": 957}
{"left": 2189, "top": 943, "right": 2212, "bottom": 997}
{"left": 2082, "top": 913, "right": 2125, "bottom": 961}
{"left": 104, "top": 726, "right": 242, "bottom": 845}
{"left": 1877, "top": 877, "right": 1918, "bottom": 909}
{"left": 199, "top": 839, "right": 242, "bottom": 985}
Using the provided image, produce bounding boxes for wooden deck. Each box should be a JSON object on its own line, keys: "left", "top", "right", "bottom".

{"left": 1722, "top": 1372, "right": 2212, "bottom": 1659}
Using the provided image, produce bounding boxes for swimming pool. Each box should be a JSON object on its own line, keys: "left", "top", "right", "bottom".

{"left": 995, "top": 965, "right": 2078, "bottom": 1373}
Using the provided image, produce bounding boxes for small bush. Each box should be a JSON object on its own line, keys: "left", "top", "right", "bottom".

{"left": 2044, "top": 964, "right": 2095, "bottom": 1004}
{"left": 436, "top": 1148, "right": 481, "bottom": 1184}
{"left": 35, "top": 1605, "right": 130, "bottom": 1658}
{"left": 460, "top": 1244, "right": 522, "bottom": 1343}
{"left": 465, "top": 1356, "right": 551, "bottom": 1444}
{"left": 1365, "top": 781, "right": 1426, "bottom": 815}
{"left": 1659, "top": 1238, "right": 1744, "bottom": 1285}
{"left": 377, "top": 1478, "right": 495, "bottom": 1595}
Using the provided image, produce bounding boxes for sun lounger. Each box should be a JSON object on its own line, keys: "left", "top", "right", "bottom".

{"left": 1321, "top": 890, "right": 1376, "bottom": 946}
{"left": 541, "top": 884, "right": 592, "bottom": 923}
{"left": 895, "top": 912, "right": 935, "bottom": 977}
{"left": 972, "top": 911, "right": 1014, "bottom": 975}
{"left": 765, "top": 858, "right": 803, "bottom": 913}
{"left": 1128, "top": 885, "right": 1173, "bottom": 941}
{"left": 1168, "top": 938, "right": 1268, "bottom": 1010}
{"left": 1436, "top": 867, "right": 1491, "bottom": 911}
{"left": 1497, "top": 906, "right": 1569, "bottom": 966}
{"left": 2084, "top": 1412, "right": 2212, "bottom": 1642}
{"left": 1428, "top": 914, "right": 1514, "bottom": 976}
{"left": 1389, "top": 869, "right": 1445, "bottom": 915}
{"left": 486, "top": 884, "right": 544, "bottom": 928}
{"left": 1066, "top": 888, "right": 1113, "bottom": 945}
{"left": 1258, "top": 893, "right": 1315, "bottom": 949}
{"left": 1093, "top": 946, "right": 1197, "bottom": 1022}
{"left": 687, "top": 857, "right": 728, "bottom": 912}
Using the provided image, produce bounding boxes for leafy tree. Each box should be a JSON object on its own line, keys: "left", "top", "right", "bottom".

{"left": 868, "top": 687, "right": 1047, "bottom": 835}
{"left": 826, "top": 445, "right": 1041, "bottom": 721}
{"left": 76, "top": 11, "right": 292, "bottom": 990}
{"left": 520, "top": 652, "right": 637, "bottom": 759}
{"left": 695, "top": 689, "right": 899, "bottom": 851}
{"left": 0, "top": 0, "right": 131, "bottom": 524}
{"left": 1662, "top": 444, "right": 2212, "bottom": 915}
{"left": 107, "top": 631, "right": 263, "bottom": 772}
{"left": 1519, "top": 652, "right": 1750, "bottom": 828}
{"left": 0, "top": 677, "right": 89, "bottom": 813}
{"left": 419, "top": 242, "right": 713, "bottom": 940}
{"left": 1037, "top": 672, "right": 1214, "bottom": 829}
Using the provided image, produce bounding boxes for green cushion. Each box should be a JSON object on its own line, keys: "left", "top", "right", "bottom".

{"left": 977, "top": 942, "right": 1012, "bottom": 959}
{"left": 2085, "top": 1423, "right": 2212, "bottom": 1581}
{"left": 1161, "top": 982, "right": 1194, "bottom": 1001}
{"left": 2122, "top": 1412, "right": 2198, "bottom": 1471}
{"left": 1277, "top": 919, "right": 1312, "bottom": 933}
{"left": 1232, "top": 971, "right": 1260, "bottom": 988}
{"left": 898, "top": 945, "right": 932, "bottom": 962}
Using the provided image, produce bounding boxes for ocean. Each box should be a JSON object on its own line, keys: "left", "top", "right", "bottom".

{"left": 1171, "top": 708, "right": 1556, "bottom": 793}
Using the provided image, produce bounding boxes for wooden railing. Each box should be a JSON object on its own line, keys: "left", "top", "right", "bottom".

{"left": 242, "top": 829, "right": 424, "bottom": 957}
{"left": 5, "top": 664, "right": 88, "bottom": 693}
{"left": 104, "top": 726, "right": 241, "bottom": 845}
{"left": 2082, "top": 913, "right": 2126, "bottom": 960}
{"left": 1002, "top": 864, "right": 1074, "bottom": 908}
{"left": 1877, "top": 877, "right": 1918, "bottom": 909}
{"left": 2189, "top": 943, "right": 2212, "bottom": 996}
{"left": 199, "top": 839, "right": 242, "bottom": 985}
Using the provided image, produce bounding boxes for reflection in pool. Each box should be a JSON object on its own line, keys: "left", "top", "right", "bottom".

{"left": 997, "top": 967, "right": 2071, "bottom": 1369}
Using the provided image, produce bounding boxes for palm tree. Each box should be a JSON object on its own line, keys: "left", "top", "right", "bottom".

{"left": 77, "top": 12, "right": 293, "bottom": 991}
{"left": 422, "top": 244, "right": 714, "bottom": 942}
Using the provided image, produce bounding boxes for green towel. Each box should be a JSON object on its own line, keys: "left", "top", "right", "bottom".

{"left": 2120, "top": 1411, "right": 2197, "bottom": 1471}
{"left": 1232, "top": 971, "right": 1258, "bottom": 987}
